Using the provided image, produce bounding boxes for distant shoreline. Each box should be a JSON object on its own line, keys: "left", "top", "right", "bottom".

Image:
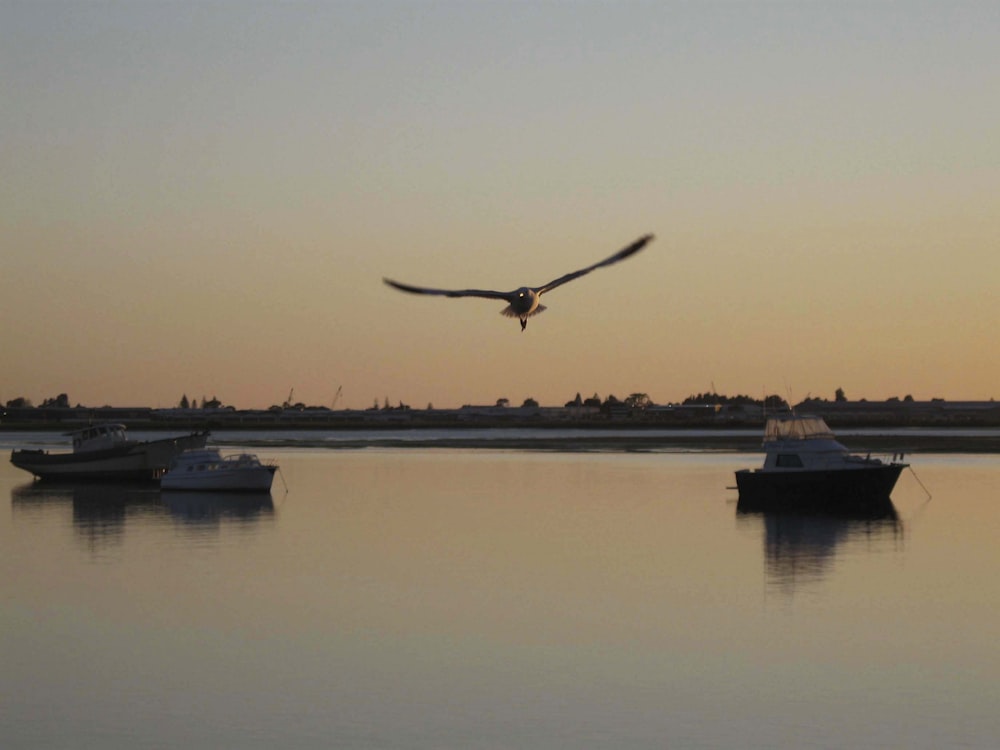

{"left": 3, "top": 420, "right": 1000, "bottom": 454}
{"left": 4, "top": 402, "right": 1000, "bottom": 454}
{"left": 218, "top": 433, "right": 1000, "bottom": 454}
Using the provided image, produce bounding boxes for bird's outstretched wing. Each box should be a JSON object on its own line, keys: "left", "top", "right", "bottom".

{"left": 536, "top": 234, "right": 653, "bottom": 295}
{"left": 383, "top": 278, "right": 513, "bottom": 301}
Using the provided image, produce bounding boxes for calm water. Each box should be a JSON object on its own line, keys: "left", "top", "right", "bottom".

{"left": 2, "top": 432, "right": 998, "bottom": 749}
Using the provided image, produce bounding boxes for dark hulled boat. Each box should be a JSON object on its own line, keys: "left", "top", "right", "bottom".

{"left": 735, "top": 415, "right": 906, "bottom": 513}
{"left": 10, "top": 423, "right": 209, "bottom": 481}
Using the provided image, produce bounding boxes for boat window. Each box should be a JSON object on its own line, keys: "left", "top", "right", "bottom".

{"left": 775, "top": 454, "right": 804, "bottom": 468}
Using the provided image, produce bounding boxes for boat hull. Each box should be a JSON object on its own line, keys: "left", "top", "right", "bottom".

{"left": 160, "top": 466, "right": 276, "bottom": 493}
{"left": 735, "top": 464, "right": 904, "bottom": 513}
{"left": 10, "top": 432, "right": 209, "bottom": 481}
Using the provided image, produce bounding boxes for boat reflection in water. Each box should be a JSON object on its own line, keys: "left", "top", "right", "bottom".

{"left": 11, "top": 481, "right": 274, "bottom": 547}
{"left": 12, "top": 481, "right": 162, "bottom": 551}
{"left": 737, "top": 495, "right": 902, "bottom": 593}
{"left": 160, "top": 491, "right": 274, "bottom": 525}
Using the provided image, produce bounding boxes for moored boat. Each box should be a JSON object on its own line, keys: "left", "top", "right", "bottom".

{"left": 10, "top": 423, "right": 210, "bottom": 481}
{"left": 160, "top": 448, "right": 277, "bottom": 492}
{"left": 735, "top": 415, "right": 907, "bottom": 512}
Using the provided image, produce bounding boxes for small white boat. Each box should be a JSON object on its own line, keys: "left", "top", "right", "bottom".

{"left": 160, "top": 448, "right": 277, "bottom": 492}
{"left": 735, "top": 414, "right": 907, "bottom": 512}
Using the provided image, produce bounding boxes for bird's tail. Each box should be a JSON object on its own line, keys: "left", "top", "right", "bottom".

{"left": 501, "top": 304, "right": 547, "bottom": 318}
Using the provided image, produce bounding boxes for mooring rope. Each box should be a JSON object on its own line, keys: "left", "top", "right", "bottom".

{"left": 908, "top": 465, "right": 932, "bottom": 502}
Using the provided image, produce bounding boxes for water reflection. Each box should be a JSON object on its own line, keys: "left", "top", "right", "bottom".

{"left": 12, "top": 481, "right": 158, "bottom": 549}
{"left": 737, "top": 498, "right": 903, "bottom": 593}
{"left": 11, "top": 482, "right": 274, "bottom": 547}
{"left": 160, "top": 491, "right": 274, "bottom": 526}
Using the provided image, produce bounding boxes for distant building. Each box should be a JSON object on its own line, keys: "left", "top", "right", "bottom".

{"left": 795, "top": 399, "right": 1000, "bottom": 425}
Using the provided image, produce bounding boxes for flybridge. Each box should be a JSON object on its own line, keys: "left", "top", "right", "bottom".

{"left": 763, "top": 415, "right": 837, "bottom": 443}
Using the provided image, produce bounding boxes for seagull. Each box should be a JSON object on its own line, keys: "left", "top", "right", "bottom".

{"left": 383, "top": 234, "right": 653, "bottom": 330}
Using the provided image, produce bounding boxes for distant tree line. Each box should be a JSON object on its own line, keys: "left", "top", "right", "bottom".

{"left": 3, "top": 388, "right": 987, "bottom": 414}
{"left": 177, "top": 394, "right": 225, "bottom": 410}
{"left": 0, "top": 390, "right": 795, "bottom": 413}
{"left": 562, "top": 392, "right": 652, "bottom": 409}
{"left": 5, "top": 393, "right": 73, "bottom": 409}
{"left": 682, "top": 392, "right": 788, "bottom": 410}
{"left": 560, "top": 391, "right": 787, "bottom": 411}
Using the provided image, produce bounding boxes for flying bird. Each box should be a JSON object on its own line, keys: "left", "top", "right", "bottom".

{"left": 383, "top": 233, "right": 653, "bottom": 330}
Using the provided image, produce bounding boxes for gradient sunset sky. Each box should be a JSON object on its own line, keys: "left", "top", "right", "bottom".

{"left": 3, "top": 2, "right": 998, "bottom": 410}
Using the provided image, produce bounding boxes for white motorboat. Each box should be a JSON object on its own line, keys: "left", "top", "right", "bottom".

{"left": 735, "top": 415, "right": 907, "bottom": 512}
{"left": 10, "top": 423, "right": 209, "bottom": 481}
{"left": 160, "top": 448, "right": 277, "bottom": 492}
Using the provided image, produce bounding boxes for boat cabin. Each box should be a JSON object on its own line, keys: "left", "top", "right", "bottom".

{"left": 759, "top": 415, "right": 879, "bottom": 472}
{"left": 166, "top": 449, "right": 270, "bottom": 474}
{"left": 70, "top": 424, "right": 129, "bottom": 453}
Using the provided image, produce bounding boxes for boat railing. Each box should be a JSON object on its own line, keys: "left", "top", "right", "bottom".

{"left": 219, "top": 453, "right": 275, "bottom": 469}
{"left": 772, "top": 446, "right": 903, "bottom": 470}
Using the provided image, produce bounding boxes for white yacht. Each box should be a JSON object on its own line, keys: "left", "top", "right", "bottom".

{"left": 160, "top": 448, "right": 277, "bottom": 492}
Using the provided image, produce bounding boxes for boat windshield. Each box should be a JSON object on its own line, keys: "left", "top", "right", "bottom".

{"left": 764, "top": 416, "right": 836, "bottom": 442}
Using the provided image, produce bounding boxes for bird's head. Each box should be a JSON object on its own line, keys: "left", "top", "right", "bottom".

{"left": 511, "top": 287, "right": 537, "bottom": 314}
